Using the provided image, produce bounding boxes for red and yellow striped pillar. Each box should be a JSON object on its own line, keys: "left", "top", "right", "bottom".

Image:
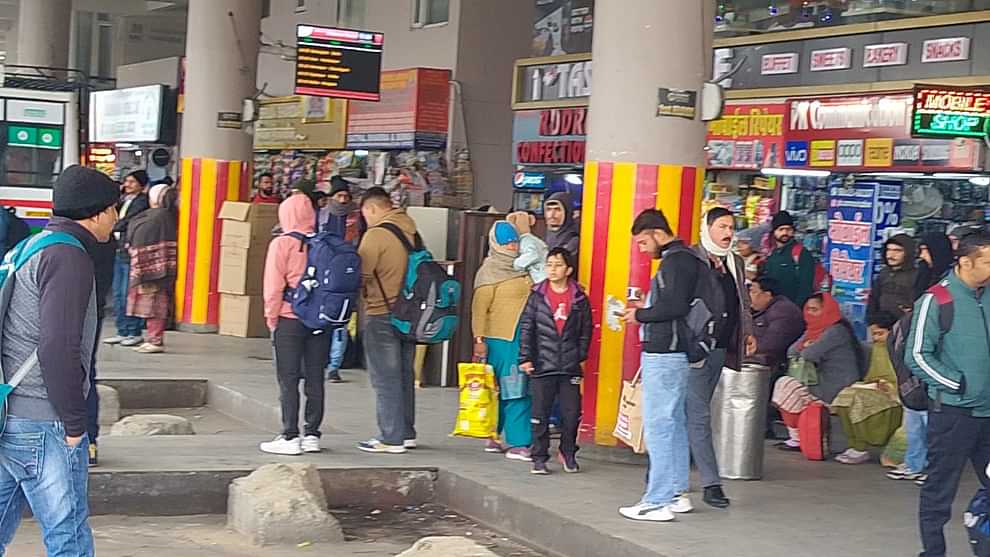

{"left": 175, "top": 158, "right": 250, "bottom": 330}
{"left": 577, "top": 0, "right": 712, "bottom": 446}
{"left": 176, "top": 0, "right": 260, "bottom": 331}
{"left": 578, "top": 162, "right": 703, "bottom": 445}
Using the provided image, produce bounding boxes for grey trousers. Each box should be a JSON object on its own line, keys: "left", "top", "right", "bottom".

{"left": 686, "top": 348, "right": 726, "bottom": 488}
{"left": 363, "top": 315, "right": 417, "bottom": 446}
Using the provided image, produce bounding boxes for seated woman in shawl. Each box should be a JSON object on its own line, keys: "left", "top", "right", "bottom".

{"left": 471, "top": 221, "right": 534, "bottom": 461}
{"left": 125, "top": 184, "right": 178, "bottom": 354}
{"left": 773, "top": 293, "right": 865, "bottom": 453}
{"left": 830, "top": 311, "right": 903, "bottom": 465}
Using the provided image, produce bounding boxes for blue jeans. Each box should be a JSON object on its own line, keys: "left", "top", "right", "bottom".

{"left": 112, "top": 256, "right": 143, "bottom": 337}
{"left": 640, "top": 352, "right": 690, "bottom": 507}
{"left": 0, "top": 418, "right": 93, "bottom": 556}
{"left": 905, "top": 408, "right": 929, "bottom": 474}
{"left": 326, "top": 327, "right": 348, "bottom": 371}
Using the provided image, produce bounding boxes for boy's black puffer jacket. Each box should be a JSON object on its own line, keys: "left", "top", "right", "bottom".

{"left": 518, "top": 281, "right": 592, "bottom": 377}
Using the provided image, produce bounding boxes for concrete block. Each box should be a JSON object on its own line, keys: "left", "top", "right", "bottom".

{"left": 227, "top": 463, "right": 344, "bottom": 546}
{"left": 396, "top": 537, "right": 499, "bottom": 556}
{"left": 96, "top": 385, "right": 120, "bottom": 425}
{"left": 110, "top": 414, "right": 195, "bottom": 436}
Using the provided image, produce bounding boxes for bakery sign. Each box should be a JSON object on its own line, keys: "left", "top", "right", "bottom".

{"left": 863, "top": 43, "right": 908, "bottom": 68}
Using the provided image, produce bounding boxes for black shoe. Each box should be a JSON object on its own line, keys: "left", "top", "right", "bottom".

{"left": 703, "top": 486, "right": 730, "bottom": 509}
{"left": 326, "top": 370, "right": 344, "bottom": 383}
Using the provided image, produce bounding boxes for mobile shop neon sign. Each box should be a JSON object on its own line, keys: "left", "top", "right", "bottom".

{"left": 912, "top": 86, "right": 990, "bottom": 139}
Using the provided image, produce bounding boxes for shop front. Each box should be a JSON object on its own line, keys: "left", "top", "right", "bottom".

{"left": 253, "top": 68, "right": 464, "bottom": 208}
{"left": 89, "top": 84, "right": 180, "bottom": 182}
{"left": 510, "top": 53, "right": 591, "bottom": 213}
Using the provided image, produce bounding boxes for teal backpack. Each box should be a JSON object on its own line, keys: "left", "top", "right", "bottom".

{"left": 0, "top": 231, "right": 84, "bottom": 427}
{"left": 373, "top": 223, "right": 461, "bottom": 344}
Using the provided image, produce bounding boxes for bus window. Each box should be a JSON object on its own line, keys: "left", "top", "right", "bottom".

{"left": 1, "top": 124, "right": 63, "bottom": 187}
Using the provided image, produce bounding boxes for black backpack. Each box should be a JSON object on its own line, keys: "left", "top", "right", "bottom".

{"left": 662, "top": 245, "right": 728, "bottom": 364}
{"left": 0, "top": 208, "right": 30, "bottom": 256}
{"left": 888, "top": 282, "right": 953, "bottom": 411}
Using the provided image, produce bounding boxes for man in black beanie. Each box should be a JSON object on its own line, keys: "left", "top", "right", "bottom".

{"left": 0, "top": 165, "right": 118, "bottom": 555}
{"left": 762, "top": 210, "right": 817, "bottom": 307}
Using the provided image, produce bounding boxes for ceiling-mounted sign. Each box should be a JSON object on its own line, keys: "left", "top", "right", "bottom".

{"left": 89, "top": 85, "right": 164, "bottom": 143}
{"left": 922, "top": 37, "right": 970, "bottom": 63}
{"left": 513, "top": 54, "right": 593, "bottom": 109}
{"left": 863, "top": 43, "right": 908, "bottom": 68}
{"left": 294, "top": 25, "right": 385, "bottom": 101}
{"left": 761, "top": 53, "right": 799, "bottom": 75}
{"left": 810, "top": 48, "right": 852, "bottom": 72}
{"left": 911, "top": 85, "right": 990, "bottom": 139}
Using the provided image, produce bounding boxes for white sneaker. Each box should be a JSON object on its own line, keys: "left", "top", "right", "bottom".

{"left": 103, "top": 336, "right": 125, "bottom": 345}
{"left": 403, "top": 439, "right": 418, "bottom": 449}
{"left": 301, "top": 435, "right": 321, "bottom": 453}
{"left": 670, "top": 494, "right": 694, "bottom": 514}
{"left": 120, "top": 336, "right": 144, "bottom": 347}
{"left": 836, "top": 448, "right": 871, "bottom": 465}
{"left": 618, "top": 502, "right": 676, "bottom": 522}
{"left": 134, "top": 343, "right": 164, "bottom": 354}
{"left": 259, "top": 435, "right": 302, "bottom": 456}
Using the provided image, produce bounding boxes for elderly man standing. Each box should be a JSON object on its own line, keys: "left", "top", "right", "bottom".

{"left": 689, "top": 207, "right": 754, "bottom": 509}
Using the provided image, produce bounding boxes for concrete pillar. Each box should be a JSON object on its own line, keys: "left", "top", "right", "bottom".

{"left": 578, "top": 0, "right": 713, "bottom": 446}
{"left": 176, "top": 0, "right": 261, "bottom": 331}
{"left": 15, "top": 0, "right": 71, "bottom": 68}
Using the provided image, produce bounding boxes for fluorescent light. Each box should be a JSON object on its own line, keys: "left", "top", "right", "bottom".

{"left": 761, "top": 168, "right": 831, "bottom": 177}
{"left": 354, "top": 149, "right": 369, "bottom": 157}
{"left": 970, "top": 177, "right": 990, "bottom": 186}
{"left": 862, "top": 172, "right": 924, "bottom": 178}
{"left": 564, "top": 173, "right": 583, "bottom": 185}
{"left": 933, "top": 173, "right": 982, "bottom": 179}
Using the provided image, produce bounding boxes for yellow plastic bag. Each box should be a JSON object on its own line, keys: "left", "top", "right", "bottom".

{"left": 451, "top": 363, "right": 499, "bottom": 439}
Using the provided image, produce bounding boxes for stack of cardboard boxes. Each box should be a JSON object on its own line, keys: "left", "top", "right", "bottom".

{"left": 217, "top": 201, "right": 279, "bottom": 337}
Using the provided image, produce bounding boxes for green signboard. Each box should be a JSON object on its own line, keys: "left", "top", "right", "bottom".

{"left": 912, "top": 85, "right": 990, "bottom": 139}
{"left": 6, "top": 125, "right": 63, "bottom": 149}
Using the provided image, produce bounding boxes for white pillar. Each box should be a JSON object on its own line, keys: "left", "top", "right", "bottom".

{"left": 15, "top": 0, "right": 71, "bottom": 68}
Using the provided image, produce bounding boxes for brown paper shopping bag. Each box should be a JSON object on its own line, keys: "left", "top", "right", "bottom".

{"left": 612, "top": 368, "right": 646, "bottom": 453}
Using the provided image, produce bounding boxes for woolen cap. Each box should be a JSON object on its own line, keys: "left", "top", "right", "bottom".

{"left": 771, "top": 211, "right": 795, "bottom": 231}
{"left": 53, "top": 165, "right": 120, "bottom": 219}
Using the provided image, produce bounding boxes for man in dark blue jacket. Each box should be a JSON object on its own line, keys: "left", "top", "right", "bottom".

{"left": 518, "top": 247, "right": 591, "bottom": 475}
{"left": 619, "top": 209, "right": 700, "bottom": 523}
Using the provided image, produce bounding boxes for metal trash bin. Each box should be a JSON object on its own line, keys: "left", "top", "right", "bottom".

{"left": 711, "top": 363, "right": 771, "bottom": 480}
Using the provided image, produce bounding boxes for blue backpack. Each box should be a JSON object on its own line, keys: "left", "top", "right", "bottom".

{"left": 0, "top": 231, "right": 84, "bottom": 428}
{"left": 373, "top": 223, "right": 460, "bottom": 344}
{"left": 966, "top": 488, "right": 990, "bottom": 556}
{"left": 284, "top": 231, "right": 361, "bottom": 331}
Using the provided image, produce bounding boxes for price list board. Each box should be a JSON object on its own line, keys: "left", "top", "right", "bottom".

{"left": 294, "top": 25, "right": 385, "bottom": 102}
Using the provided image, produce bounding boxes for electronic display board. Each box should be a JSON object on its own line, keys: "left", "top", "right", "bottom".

{"left": 912, "top": 85, "right": 990, "bottom": 140}
{"left": 294, "top": 25, "right": 384, "bottom": 101}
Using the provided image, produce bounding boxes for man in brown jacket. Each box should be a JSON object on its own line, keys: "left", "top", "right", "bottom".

{"left": 357, "top": 187, "right": 419, "bottom": 454}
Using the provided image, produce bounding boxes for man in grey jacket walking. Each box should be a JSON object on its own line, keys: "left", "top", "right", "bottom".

{"left": 0, "top": 165, "right": 119, "bottom": 556}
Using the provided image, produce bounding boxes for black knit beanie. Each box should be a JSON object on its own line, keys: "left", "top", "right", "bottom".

{"left": 771, "top": 210, "right": 795, "bottom": 231}
{"left": 53, "top": 165, "right": 121, "bottom": 220}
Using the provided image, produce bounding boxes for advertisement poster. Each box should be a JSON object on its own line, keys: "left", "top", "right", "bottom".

{"left": 532, "top": 0, "right": 594, "bottom": 56}
{"left": 827, "top": 183, "right": 877, "bottom": 339}
{"left": 705, "top": 103, "right": 786, "bottom": 169}
{"left": 346, "top": 68, "right": 451, "bottom": 149}
{"left": 872, "top": 181, "right": 903, "bottom": 275}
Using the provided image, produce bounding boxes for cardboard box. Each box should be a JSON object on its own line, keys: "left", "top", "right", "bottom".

{"left": 219, "top": 294, "right": 269, "bottom": 338}
{"left": 219, "top": 201, "right": 279, "bottom": 249}
{"left": 218, "top": 246, "right": 267, "bottom": 295}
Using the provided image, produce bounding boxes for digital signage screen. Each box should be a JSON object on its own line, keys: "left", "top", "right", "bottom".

{"left": 89, "top": 85, "right": 165, "bottom": 143}
{"left": 912, "top": 85, "right": 990, "bottom": 140}
{"left": 293, "top": 25, "right": 384, "bottom": 102}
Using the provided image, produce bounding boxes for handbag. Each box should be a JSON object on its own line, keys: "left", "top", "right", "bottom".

{"left": 612, "top": 367, "right": 646, "bottom": 454}
{"left": 788, "top": 356, "right": 819, "bottom": 387}
{"left": 498, "top": 363, "right": 529, "bottom": 400}
{"left": 451, "top": 363, "right": 500, "bottom": 439}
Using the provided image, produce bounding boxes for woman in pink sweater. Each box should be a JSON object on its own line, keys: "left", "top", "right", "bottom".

{"left": 260, "top": 193, "right": 331, "bottom": 456}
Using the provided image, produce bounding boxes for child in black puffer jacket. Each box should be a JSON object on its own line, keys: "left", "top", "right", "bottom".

{"left": 518, "top": 247, "right": 592, "bottom": 475}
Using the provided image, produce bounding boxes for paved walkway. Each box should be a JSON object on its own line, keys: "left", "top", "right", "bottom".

{"left": 82, "top": 330, "right": 977, "bottom": 557}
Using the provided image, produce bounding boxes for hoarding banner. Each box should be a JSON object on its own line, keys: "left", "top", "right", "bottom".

{"left": 705, "top": 103, "right": 786, "bottom": 169}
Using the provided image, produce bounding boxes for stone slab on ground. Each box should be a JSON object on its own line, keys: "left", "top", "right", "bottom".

{"left": 96, "top": 384, "right": 120, "bottom": 425}
{"left": 227, "top": 463, "right": 344, "bottom": 546}
{"left": 110, "top": 414, "right": 195, "bottom": 436}
{"left": 397, "top": 536, "right": 499, "bottom": 557}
